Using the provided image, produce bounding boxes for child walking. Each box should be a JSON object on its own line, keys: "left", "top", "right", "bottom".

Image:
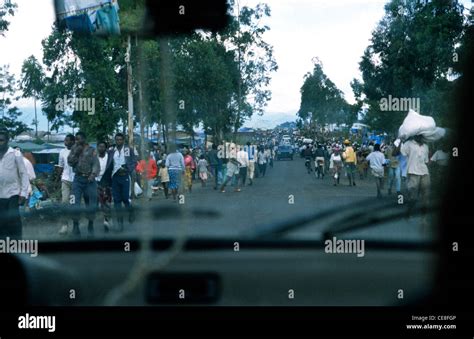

{"left": 197, "top": 155, "right": 209, "bottom": 187}
{"left": 158, "top": 161, "right": 170, "bottom": 199}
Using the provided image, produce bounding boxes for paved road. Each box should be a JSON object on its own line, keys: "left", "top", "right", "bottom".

{"left": 23, "top": 157, "right": 435, "bottom": 241}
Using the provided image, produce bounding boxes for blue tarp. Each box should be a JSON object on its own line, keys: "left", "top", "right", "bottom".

{"left": 34, "top": 164, "right": 54, "bottom": 174}
{"left": 95, "top": 4, "right": 120, "bottom": 35}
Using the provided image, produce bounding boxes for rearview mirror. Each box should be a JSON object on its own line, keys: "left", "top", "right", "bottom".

{"left": 53, "top": 0, "right": 230, "bottom": 37}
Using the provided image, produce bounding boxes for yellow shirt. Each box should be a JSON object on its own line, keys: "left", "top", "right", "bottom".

{"left": 343, "top": 146, "right": 357, "bottom": 164}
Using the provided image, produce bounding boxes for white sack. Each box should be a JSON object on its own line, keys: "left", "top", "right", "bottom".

{"left": 134, "top": 182, "right": 143, "bottom": 196}
{"left": 420, "top": 127, "right": 446, "bottom": 142}
{"left": 398, "top": 109, "right": 436, "bottom": 140}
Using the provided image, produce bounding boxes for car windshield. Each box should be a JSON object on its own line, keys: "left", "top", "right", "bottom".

{"left": 0, "top": 0, "right": 471, "bottom": 245}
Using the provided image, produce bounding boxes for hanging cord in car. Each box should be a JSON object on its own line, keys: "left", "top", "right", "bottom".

{"left": 103, "top": 204, "right": 188, "bottom": 306}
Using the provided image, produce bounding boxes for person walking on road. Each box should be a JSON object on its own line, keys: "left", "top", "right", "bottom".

{"left": 266, "top": 147, "right": 274, "bottom": 168}
{"left": 67, "top": 131, "right": 100, "bottom": 236}
{"left": 136, "top": 152, "right": 158, "bottom": 201}
{"left": 246, "top": 142, "right": 256, "bottom": 186}
{"left": 323, "top": 144, "right": 330, "bottom": 174}
{"left": 197, "top": 154, "right": 209, "bottom": 187}
{"left": 14, "top": 147, "right": 36, "bottom": 202}
{"left": 342, "top": 139, "right": 357, "bottom": 186}
{"left": 257, "top": 146, "right": 267, "bottom": 177}
{"left": 366, "top": 143, "right": 386, "bottom": 198}
{"left": 385, "top": 140, "right": 401, "bottom": 196}
{"left": 96, "top": 141, "right": 114, "bottom": 232}
{"left": 0, "top": 129, "right": 29, "bottom": 239}
{"left": 303, "top": 144, "right": 313, "bottom": 174}
{"left": 220, "top": 157, "right": 241, "bottom": 193}
{"left": 158, "top": 161, "right": 170, "bottom": 198}
{"left": 109, "top": 133, "right": 137, "bottom": 231}
{"left": 207, "top": 143, "right": 222, "bottom": 190}
{"left": 237, "top": 145, "right": 249, "bottom": 187}
{"left": 165, "top": 144, "right": 185, "bottom": 201}
{"left": 329, "top": 147, "right": 343, "bottom": 186}
{"left": 430, "top": 143, "right": 450, "bottom": 191}
{"left": 183, "top": 149, "right": 195, "bottom": 193}
{"left": 314, "top": 144, "right": 325, "bottom": 179}
{"left": 58, "top": 134, "right": 75, "bottom": 235}
{"left": 394, "top": 135, "right": 431, "bottom": 219}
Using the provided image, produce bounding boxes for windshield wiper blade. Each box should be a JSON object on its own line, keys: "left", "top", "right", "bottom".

{"left": 23, "top": 204, "right": 220, "bottom": 220}
{"left": 246, "top": 197, "right": 399, "bottom": 239}
{"left": 321, "top": 202, "right": 438, "bottom": 240}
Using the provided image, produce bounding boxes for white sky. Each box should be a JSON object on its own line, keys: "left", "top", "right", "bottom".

{"left": 0, "top": 0, "right": 471, "bottom": 130}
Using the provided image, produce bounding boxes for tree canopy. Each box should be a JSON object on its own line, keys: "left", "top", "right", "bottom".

{"left": 354, "top": 0, "right": 466, "bottom": 133}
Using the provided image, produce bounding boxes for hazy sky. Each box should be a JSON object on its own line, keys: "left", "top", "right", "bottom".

{"left": 0, "top": 0, "right": 471, "bottom": 130}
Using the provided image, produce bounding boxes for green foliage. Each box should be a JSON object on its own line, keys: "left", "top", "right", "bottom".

{"left": 20, "top": 55, "right": 45, "bottom": 98}
{"left": 355, "top": 0, "right": 465, "bottom": 132}
{"left": 172, "top": 33, "right": 239, "bottom": 139}
{"left": 0, "top": 65, "right": 30, "bottom": 137}
{"left": 39, "top": 25, "right": 127, "bottom": 141}
{"left": 224, "top": 1, "right": 278, "bottom": 131}
{"left": 298, "top": 60, "right": 351, "bottom": 126}
{"left": 0, "top": 0, "right": 16, "bottom": 37}
{"left": 23, "top": 1, "right": 276, "bottom": 144}
{"left": 118, "top": 0, "right": 146, "bottom": 33}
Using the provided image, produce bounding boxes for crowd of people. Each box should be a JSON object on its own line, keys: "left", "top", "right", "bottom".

{"left": 299, "top": 136, "right": 450, "bottom": 208}
{"left": 0, "top": 125, "right": 450, "bottom": 239}
{"left": 0, "top": 127, "right": 281, "bottom": 238}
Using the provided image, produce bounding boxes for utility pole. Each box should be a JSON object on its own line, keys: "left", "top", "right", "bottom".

{"left": 34, "top": 96, "right": 38, "bottom": 138}
{"left": 126, "top": 35, "right": 134, "bottom": 147}
{"left": 159, "top": 37, "right": 176, "bottom": 149}
{"left": 234, "top": 0, "right": 242, "bottom": 140}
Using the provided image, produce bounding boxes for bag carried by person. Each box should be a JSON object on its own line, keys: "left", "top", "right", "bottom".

{"left": 134, "top": 182, "right": 143, "bottom": 196}
{"left": 398, "top": 109, "right": 436, "bottom": 140}
{"left": 420, "top": 126, "right": 446, "bottom": 142}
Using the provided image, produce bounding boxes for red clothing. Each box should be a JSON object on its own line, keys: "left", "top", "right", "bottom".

{"left": 184, "top": 154, "right": 196, "bottom": 170}
{"left": 136, "top": 159, "right": 158, "bottom": 179}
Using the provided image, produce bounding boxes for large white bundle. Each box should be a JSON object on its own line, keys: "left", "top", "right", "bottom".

{"left": 420, "top": 127, "right": 446, "bottom": 142}
{"left": 398, "top": 109, "right": 436, "bottom": 140}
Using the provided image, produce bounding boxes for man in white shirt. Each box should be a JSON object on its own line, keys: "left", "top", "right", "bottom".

{"left": 366, "top": 144, "right": 387, "bottom": 198}
{"left": 398, "top": 135, "right": 430, "bottom": 204}
{"left": 236, "top": 146, "right": 249, "bottom": 187}
{"left": 257, "top": 146, "right": 267, "bottom": 177}
{"left": 14, "top": 147, "right": 36, "bottom": 197}
{"left": 220, "top": 157, "right": 241, "bottom": 193}
{"left": 23, "top": 155, "right": 35, "bottom": 197}
{"left": 109, "top": 133, "right": 137, "bottom": 231}
{"left": 394, "top": 135, "right": 431, "bottom": 229}
{"left": 430, "top": 147, "right": 449, "bottom": 167}
{"left": 430, "top": 144, "right": 450, "bottom": 192}
{"left": 0, "top": 129, "right": 30, "bottom": 238}
{"left": 57, "top": 134, "right": 75, "bottom": 235}
{"left": 246, "top": 142, "right": 256, "bottom": 186}
{"left": 96, "top": 141, "right": 113, "bottom": 232}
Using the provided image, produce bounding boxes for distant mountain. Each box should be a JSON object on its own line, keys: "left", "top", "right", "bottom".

{"left": 243, "top": 111, "right": 297, "bottom": 129}
{"left": 276, "top": 121, "right": 297, "bottom": 129}
{"left": 16, "top": 105, "right": 298, "bottom": 131}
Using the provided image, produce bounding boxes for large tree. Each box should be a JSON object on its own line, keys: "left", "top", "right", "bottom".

{"left": 354, "top": 0, "right": 465, "bottom": 133}
{"left": 221, "top": 1, "right": 278, "bottom": 134}
{"left": 35, "top": 1, "right": 276, "bottom": 144}
{"left": 40, "top": 25, "right": 127, "bottom": 141}
{"left": 20, "top": 55, "right": 45, "bottom": 138}
{"left": 298, "top": 59, "right": 351, "bottom": 127}
{"left": 0, "top": 0, "right": 16, "bottom": 37}
{"left": 171, "top": 33, "right": 240, "bottom": 142}
{"left": 0, "top": 65, "right": 30, "bottom": 137}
